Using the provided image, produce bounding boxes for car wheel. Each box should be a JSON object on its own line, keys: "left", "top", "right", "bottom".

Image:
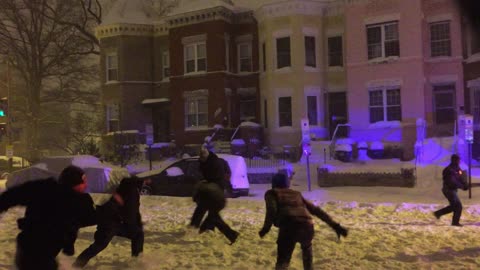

{"left": 140, "top": 186, "right": 152, "bottom": 196}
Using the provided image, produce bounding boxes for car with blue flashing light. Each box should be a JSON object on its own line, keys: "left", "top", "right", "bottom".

{"left": 136, "top": 154, "right": 249, "bottom": 197}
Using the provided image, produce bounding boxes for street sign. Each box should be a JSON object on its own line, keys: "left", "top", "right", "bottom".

{"left": 464, "top": 115, "right": 474, "bottom": 143}
{"left": 6, "top": 144, "right": 13, "bottom": 159}
{"left": 301, "top": 118, "right": 310, "bottom": 144}
{"left": 145, "top": 124, "right": 154, "bottom": 145}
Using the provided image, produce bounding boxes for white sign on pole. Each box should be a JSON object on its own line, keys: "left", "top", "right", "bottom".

{"left": 145, "top": 124, "right": 154, "bottom": 145}
{"left": 464, "top": 115, "right": 474, "bottom": 143}
{"left": 301, "top": 118, "right": 310, "bottom": 144}
{"left": 6, "top": 145, "right": 13, "bottom": 159}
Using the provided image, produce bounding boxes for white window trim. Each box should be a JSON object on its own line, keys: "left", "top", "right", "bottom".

{"left": 106, "top": 53, "right": 118, "bottom": 82}
{"left": 162, "top": 51, "right": 170, "bottom": 81}
{"left": 184, "top": 96, "right": 208, "bottom": 130}
{"left": 304, "top": 35, "right": 318, "bottom": 70}
{"left": 274, "top": 36, "right": 292, "bottom": 72}
{"left": 225, "top": 35, "right": 230, "bottom": 72}
{"left": 327, "top": 35, "right": 343, "bottom": 68}
{"left": 305, "top": 87, "right": 321, "bottom": 127}
{"left": 184, "top": 42, "right": 207, "bottom": 74}
{"left": 368, "top": 87, "right": 402, "bottom": 123}
{"left": 366, "top": 21, "right": 399, "bottom": 61}
{"left": 364, "top": 13, "right": 400, "bottom": 25}
{"left": 237, "top": 42, "right": 252, "bottom": 73}
{"left": 426, "top": 14, "right": 453, "bottom": 23}
{"left": 429, "top": 20, "right": 451, "bottom": 58}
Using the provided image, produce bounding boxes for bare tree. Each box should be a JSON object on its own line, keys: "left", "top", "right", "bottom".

{"left": 0, "top": 0, "right": 99, "bottom": 161}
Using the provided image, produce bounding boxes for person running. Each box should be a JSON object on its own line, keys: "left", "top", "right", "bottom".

{"left": 434, "top": 154, "right": 468, "bottom": 226}
{"left": 190, "top": 145, "right": 239, "bottom": 244}
{"left": 73, "top": 177, "right": 145, "bottom": 268}
{"left": 0, "top": 171, "right": 95, "bottom": 270}
{"left": 259, "top": 173, "right": 348, "bottom": 270}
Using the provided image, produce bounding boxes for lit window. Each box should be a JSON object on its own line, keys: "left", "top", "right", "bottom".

{"left": 106, "top": 54, "right": 118, "bottom": 81}
{"left": 430, "top": 21, "right": 451, "bottom": 57}
{"left": 369, "top": 88, "right": 401, "bottom": 123}
{"left": 184, "top": 43, "right": 206, "bottom": 74}
{"left": 185, "top": 96, "right": 208, "bottom": 128}
{"left": 367, "top": 21, "right": 399, "bottom": 60}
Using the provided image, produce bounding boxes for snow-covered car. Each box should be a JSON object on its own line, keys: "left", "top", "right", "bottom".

{"left": 136, "top": 154, "right": 250, "bottom": 197}
{"left": 6, "top": 155, "right": 130, "bottom": 193}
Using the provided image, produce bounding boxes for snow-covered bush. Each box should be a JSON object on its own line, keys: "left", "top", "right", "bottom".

{"left": 369, "top": 141, "right": 384, "bottom": 159}
{"left": 335, "top": 144, "right": 353, "bottom": 162}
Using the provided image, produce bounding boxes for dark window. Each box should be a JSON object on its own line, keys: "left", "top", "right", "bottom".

{"left": 369, "top": 88, "right": 402, "bottom": 123}
{"left": 433, "top": 85, "right": 455, "bottom": 124}
{"left": 328, "top": 36, "right": 343, "bottom": 67}
{"left": 262, "top": 42, "right": 266, "bottom": 71}
{"left": 276, "top": 37, "right": 291, "bottom": 69}
{"left": 307, "top": 96, "right": 318, "bottom": 125}
{"left": 279, "top": 97, "right": 292, "bottom": 127}
{"left": 304, "top": 36, "right": 316, "bottom": 67}
{"left": 240, "top": 96, "right": 256, "bottom": 121}
{"left": 430, "top": 21, "right": 451, "bottom": 57}
{"left": 367, "top": 22, "right": 399, "bottom": 60}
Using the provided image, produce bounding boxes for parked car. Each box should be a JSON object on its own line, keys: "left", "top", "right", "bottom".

{"left": 6, "top": 155, "right": 130, "bottom": 193}
{"left": 136, "top": 154, "right": 250, "bottom": 197}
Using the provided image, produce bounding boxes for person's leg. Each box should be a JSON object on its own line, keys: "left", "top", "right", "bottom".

{"left": 299, "top": 224, "right": 315, "bottom": 270}
{"left": 118, "top": 224, "right": 145, "bottom": 257}
{"left": 207, "top": 211, "right": 239, "bottom": 243}
{"left": 451, "top": 191, "right": 463, "bottom": 225}
{"left": 190, "top": 205, "right": 208, "bottom": 228}
{"left": 275, "top": 226, "right": 297, "bottom": 270}
{"left": 434, "top": 189, "right": 455, "bottom": 218}
{"left": 16, "top": 231, "right": 61, "bottom": 270}
{"left": 73, "top": 228, "right": 116, "bottom": 268}
{"left": 63, "top": 227, "right": 79, "bottom": 256}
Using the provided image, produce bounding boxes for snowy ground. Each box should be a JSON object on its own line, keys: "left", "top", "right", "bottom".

{"left": 2, "top": 137, "right": 480, "bottom": 269}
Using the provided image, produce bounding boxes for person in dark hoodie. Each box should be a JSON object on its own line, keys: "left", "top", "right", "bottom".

{"left": 189, "top": 145, "right": 239, "bottom": 244}
{"left": 59, "top": 165, "right": 97, "bottom": 256}
{"left": 73, "top": 177, "right": 145, "bottom": 268}
{"left": 259, "top": 173, "right": 348, "bottom": 270}
{"left": 434, "top": 154, "right": 468, "bottom": 226}
{"left": 0, "top": 168, "right": 96, "bottom": 270}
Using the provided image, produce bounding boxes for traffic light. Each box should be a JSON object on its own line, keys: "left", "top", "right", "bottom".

{"left": 0, "top": 97, "right": 7, "bottom": 117}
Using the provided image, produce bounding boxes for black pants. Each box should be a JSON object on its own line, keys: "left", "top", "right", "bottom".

{"left": 74, "top": 224, "right": 144, "bottom": 268}
{"left": 190, "top": 204, "right": 237, "bottom": 241}
{"left": 276, "top": 222, "right": 315, "bottom": 270}
{"left": 16, "top": 230, "right": 63, "bottom": 270}
{"left": 434, "top": 188, "right": 463, "bottom": 225}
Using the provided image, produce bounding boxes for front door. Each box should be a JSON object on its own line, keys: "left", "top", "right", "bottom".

{"left": 327, "top": 92, "right": 348, "bottom": 139}
{"left": 154, "top": 106, "right": 170, "bottom": 142}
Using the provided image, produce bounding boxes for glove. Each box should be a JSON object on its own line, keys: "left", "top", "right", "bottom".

{"left": 258, "top": 228, "right": 268, "bottom": 238}
{"left": 332, "top": 223, "right": 348, "bottom": 240}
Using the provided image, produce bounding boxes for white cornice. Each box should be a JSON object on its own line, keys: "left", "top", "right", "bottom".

{"left": 166, "top": 6, "right": 255, "bottom": 29}
{"left": 255, "top": 0, "right": 328, "bottom": 23}
{"left": 96, "top": 24, "right": 155, "bottom": 39}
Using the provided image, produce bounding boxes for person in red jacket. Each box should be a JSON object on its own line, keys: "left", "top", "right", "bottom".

{"left": 259, "top": 173, "right": 348, "bottom": 270}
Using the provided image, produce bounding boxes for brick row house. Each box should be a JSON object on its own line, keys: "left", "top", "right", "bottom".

{"left": 96, "top": 0, "right": 479, "bottom": 158}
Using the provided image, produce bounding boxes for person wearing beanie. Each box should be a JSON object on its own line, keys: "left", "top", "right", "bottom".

{"left": 189, "top": 144, "right": 239, "bottom": 245}
{"left": 434, "top": 154, "right": 468, "bottom": 226}
{"left": 259, "top": 173, "right": 348, "bottom": 270}
{"left": 73, "top": 177, "right": 145, "bottom": 268}
{"left": 0, "top": 173, "right": 96, "bottom": 270}
{"left": 59, "top": 165, "right": 97, "bottom": 257}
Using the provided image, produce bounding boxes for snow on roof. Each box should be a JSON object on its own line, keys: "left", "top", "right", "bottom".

{"left": 106, "top": 130, "right": 139, "bottom": 136}
{"left": 240, "top": 121, "right": 261, "bottom": 127}
{"left": 102, "top": 0, "right": 160, "bottom": 25}
{"left": 141, "top": 98, "right": 170, "bottom": 105}
{"left": 368, "top": 121, "right": 401, "bottom": 129}
{"left": 170, "top": 0, "right": 244, "bottom": 15}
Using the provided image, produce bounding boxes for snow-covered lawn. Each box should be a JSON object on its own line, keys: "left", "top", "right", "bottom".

{"left": 1, "top": 192, "right": 480, "bottom": 269}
